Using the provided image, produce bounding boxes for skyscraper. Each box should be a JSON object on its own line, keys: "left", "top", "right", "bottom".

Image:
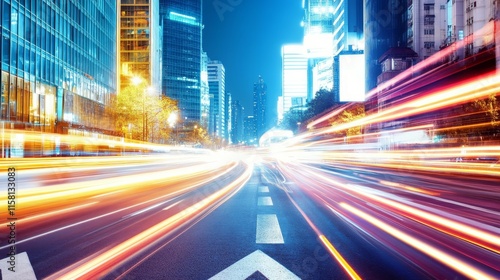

{"left": 118, "top": 0, "right": 161, "bottom": 94}
{"left": 253, "top": 75, "right": 267, "bottom": 140}
{"left": 302, "top": 0, "right": 335, "bottom": 100}
{"left": 1, "top": 0, "right": 117, "bottom": 157}
{"left": 160, "top": 0, "right": 202, "bottom": 123}
{"left": 231, "top": 100, "right": 244, "bottom": 144}
{"left": 225, "top": 91, "right": 231, "bottom": 143}
{"left": 207, "top": 60, "right": 225, "bottom": 138}
{"left": 200, "top": 51, "right": 210, "bottom": 128}
{"left": 364, "top": 0, "right": 408, "bottom": 92}
{"left": 281, "top": 44, "right": 308, "bottom": 121}
{"left": 333, "top": 0, "right": 364, "bottom": 55}
{"left": 302, "top": 0, "right": 335, "bottom": 58}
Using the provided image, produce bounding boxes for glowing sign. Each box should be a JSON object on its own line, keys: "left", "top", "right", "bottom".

{"left": 339, "top": 53, "right": 365, "bottom": 102}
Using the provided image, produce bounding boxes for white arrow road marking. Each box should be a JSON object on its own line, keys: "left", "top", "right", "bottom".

{"left": 0, "top": 252, "right": 37, "bottom": 280}
{"left": 256, "top": 214, "right": 284, "bottom": 244}
{"left": 258, "top": 186, "right": 270, "bottom": 193}
{"left": 209, "top": 250, "right": 300, "bottom": 280}
{"left": 258, "top": 196, "right": 273, "bottom": 206}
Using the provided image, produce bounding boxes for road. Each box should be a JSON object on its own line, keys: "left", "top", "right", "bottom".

{"left": 0, "top": 149, "right": 499, "bottom": 279}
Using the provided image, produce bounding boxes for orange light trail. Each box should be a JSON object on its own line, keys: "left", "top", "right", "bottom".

{"left": 47, "top": 162, "right": 253, "bottom": 279}
{"left": 284, "top": 183, "right": 362, "bottom": 280}
{"left": 340, "top": 202, "right": 497, "bottom": 280}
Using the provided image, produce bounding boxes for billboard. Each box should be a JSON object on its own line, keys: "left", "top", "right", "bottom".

{"left": 338, "top": 53, "right": 365, "bottom": 102}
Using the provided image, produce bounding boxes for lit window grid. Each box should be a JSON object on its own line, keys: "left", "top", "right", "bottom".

{"left": 161, "top": 3, "right": 202, "bottom": 122}
{"left": 118, "top": 0, "right": 153, "bottom": 88}
{"left": 1, "top": 0, "right": 117, "bottom": 132}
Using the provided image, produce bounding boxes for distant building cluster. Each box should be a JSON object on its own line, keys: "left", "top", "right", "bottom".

{"left": 279, "top": 0, "right": 499, "bottom": 124}
{"left": 0, "top": 0, "right": 498, "bottom": 153}
{"left": 0, "top": 0, "right": 253, "bottom": 152}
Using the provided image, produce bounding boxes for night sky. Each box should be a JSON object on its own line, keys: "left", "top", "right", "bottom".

{"left": 202, "top": 0, "right": 304, "bottom": 120}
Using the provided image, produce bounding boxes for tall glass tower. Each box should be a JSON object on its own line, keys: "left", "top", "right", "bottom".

{"left": 364, "top": 0, "right": 407, "bottom": 92}
{"left": 159, "top": 0, "right": 202, "bottom": 124}
{"left": 118, "top": 0, "right": 161, "bottom": 94}
{"left": 281, "top": 44, "right": 307, "bottom": 120}
{"left": 253, "top": 75, "right": 267, "bottom": 140}
{"left": 1, "top": 0, "right": 117, "bottom": 153}
{"left": 302, "top": 0, "right": 335, "bottom": 99}
{"left": 207, "top": 60, "right": 225, "bottom": 138}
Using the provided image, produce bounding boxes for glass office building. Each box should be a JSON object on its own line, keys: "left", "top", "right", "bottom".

{"left": 253, "top": 75, "right": 267, "bottom": 140}
{"left": 118, "top": 0, "right": 161, "bottom": 93}
{"left": 281, "top": 44, "right": 308, "bottom": 121}
{"left": 160, "top": 0, "right": 203, "bottom": 124}
{"left": 207, "top": 60, "right": 225, "bottom": 138}
{"left": 1, "top": 0, "right": 117, "bottom": 135}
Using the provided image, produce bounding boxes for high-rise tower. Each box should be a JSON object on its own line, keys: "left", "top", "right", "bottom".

{"left": 364, "top": 0, "right": 408, "bottom": 92}
{"left": 1, "top": 0, "right": 117, "bottom": 157}
{"left": 253, "top": 76, "right": 267, "bottom": 140}
{"left": 281, "top": 44, "right": 308, "bottom": 121}
{"left": 160, "top": 0, "right": 203, "bottom": 124}
{"left": 207, "top": 60, "right": 225, "bottom": 138}
{"left": 118, "top": 0, "right": 161, "bottom": 94}
{"left": 302, "top": 0, "right": 335, "bottom": 99}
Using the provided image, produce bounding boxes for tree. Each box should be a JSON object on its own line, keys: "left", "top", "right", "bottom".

{"left": 328, "top": 103, "right": 366, "bottom": 142}
{"left": 146, "top": 96, "right": 178, "bottom": 143}
{"left": 278, "top": 89, "right": 338, "bottom": 132}
{"left": 107, "top": 84, "right": 178, "bottom": 143}
{"left": 278, "top": 108, "right": 305, "bottom": 133}
{"left": 435, "top": 94, "right": 500, "bottom": 144}
{"left": 304, "top": 89, "right": 337, "bottom": 120}
{"left": 184, "top": 123, "right": 211, "bottom": 146}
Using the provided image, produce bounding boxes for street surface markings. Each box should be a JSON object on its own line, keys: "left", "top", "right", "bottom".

{"left": 258, "top": 196, "right": 273, "bottom": 206}
{"left": 0, "top": 252, "right": 37, "bottom": 280}
{"left": 256, "top": 214, "right": 284, "bottom": 244}
{"left": 209, "top": 250, "right": 300, "bottom": 280}
{"left": 258, "top": 186, "right": 269, "bottom": 193}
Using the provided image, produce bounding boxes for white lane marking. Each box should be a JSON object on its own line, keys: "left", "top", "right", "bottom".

{"left": 209, "top": 250, "right": 299, "bottom": 280}
{"left": 258, "top": 186, "right": 269, "bottom": 193}
{"left": 257, "top": 196, "right": 273, "bottom": 206}
{"left": 256, "top": 214, "right": 284, "bottom": 244}
{"left": 0, "top": 252, "right": 37, "bottom": 280}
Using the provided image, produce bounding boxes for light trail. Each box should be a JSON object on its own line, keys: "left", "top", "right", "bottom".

{"left": 48, "top": 162, "right": 253, "bottom": 279}
{"left": 283, "top": 179, "right": 363, "bottom": 280}
{"left": 340, "top": 202, "right": 498, "bottom": 280}
{"left": 269, "top": 157, "right": 500, "bottom": 277}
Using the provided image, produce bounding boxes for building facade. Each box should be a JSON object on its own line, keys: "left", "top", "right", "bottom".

{"left": 253, "top": 75, "right": 267, "bottom": 140}
{"left": 302, "top": 0, "right": 335, "bottom": 100}
{"left": 1, "top": 0, "right": 118, "bottom": 157}
{"left": 159, "top": 0, "right": 202, "bottom": 124}
{"left": 224, "top": 91, "right": 231, "bottom": 143}
{"left": 118, "top": 0, "right": 161, "bottom": 95}
{"left": 243, "top": 115, "right": 256, "bottom": 145}
{"left": 207, "top": 60, "right": 225, "bottom": 138}
{"left": 311, "top": 57, "right": 333, "bottom": 96}
{"left": 230, "top": 100, "right": 244, "bottom": 144}
{"left": 200, "top": 51, "right": 210, "bottom": 128}
{"left": 364, "top": 0, "right": 408, "bottom": 92}
{"left": 280, "top": 44, "right": 308, "bottom": 121}
{"left": 333, "top": 0, "right": 364, "bottom": 56}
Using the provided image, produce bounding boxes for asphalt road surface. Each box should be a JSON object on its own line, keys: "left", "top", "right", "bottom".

{"left": 0, "top": 151, "right": 499, "bottom": 279}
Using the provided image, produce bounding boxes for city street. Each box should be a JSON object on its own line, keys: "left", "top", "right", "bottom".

{"left": 1, "top": 151, "right": 499, "bottom": 279}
